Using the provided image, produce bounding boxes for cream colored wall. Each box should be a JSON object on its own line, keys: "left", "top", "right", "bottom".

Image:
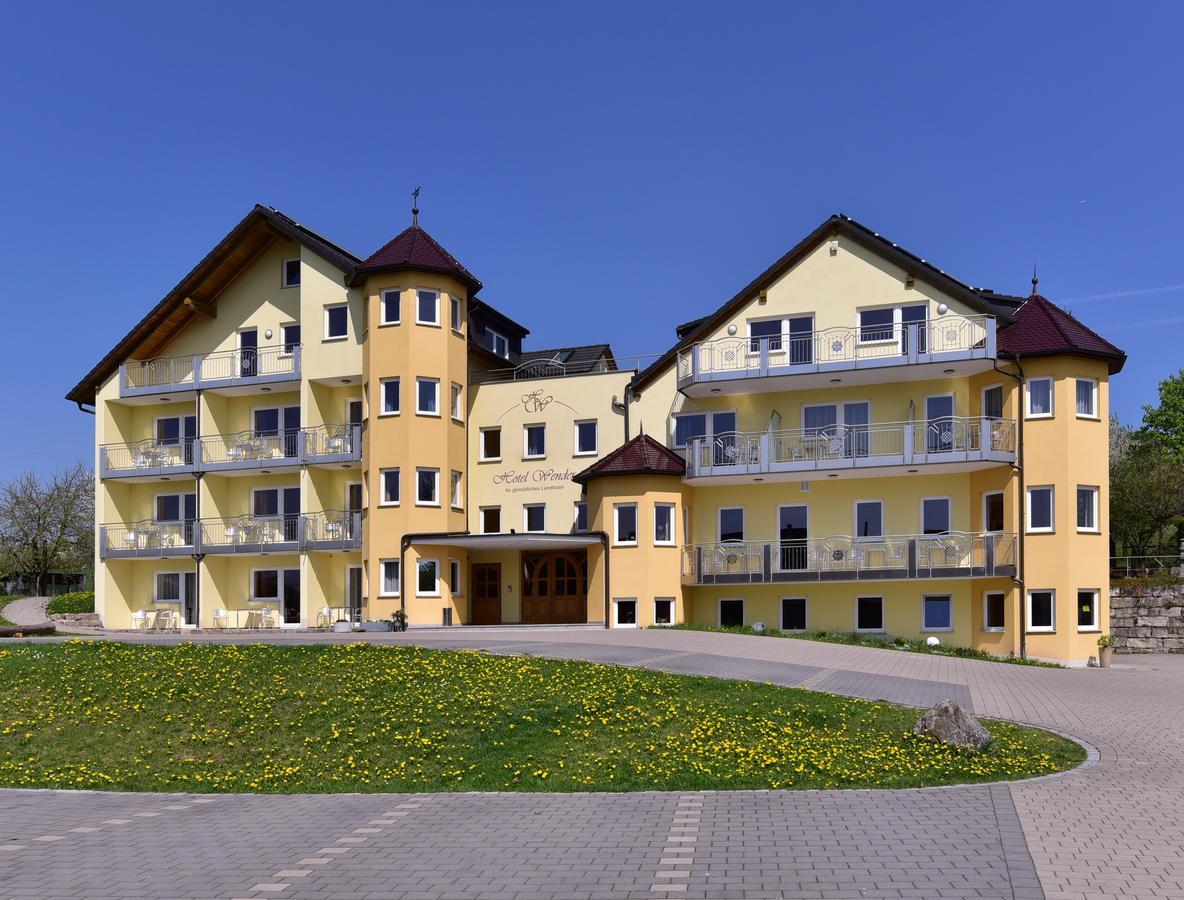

{"left": 298, "top": 246, "right": 363, "bottom": 383}
{"left": 377, "top": 545, "right": 470, "bottom": 625}
{"left": 468, "top": 370, "right": 631, "bottom": 536}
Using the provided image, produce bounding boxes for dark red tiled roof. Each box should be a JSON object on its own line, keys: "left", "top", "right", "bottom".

{"left": 997, "top": 294, "right": 1126, "bottom": 373}
{"left": 353, "top": 224, "right": 482, "bottom": 293}
{"left": 573, "top": 434, "right": 686, "bottom": 484}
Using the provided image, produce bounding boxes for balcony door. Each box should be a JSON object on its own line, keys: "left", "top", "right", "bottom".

{"left": 254, "top": 407, "right": 300, "bottom": 458}
{"left": 156, "top": 415, "right": 197, "bottom": 465}
{"left": 777, "top": 505, "right": 808, "bottom": 572}
{"left": 346, "top": 482, "right": 362, "bottom": 541}
{"left": 803, "top": 402, "right": 869, "bottom": 458}
{"left": 346, "top": 565, "right": 363, "bottom": 623}
{"left": 182, "top": 571, "right": 197, "bottom": 626}
{"left": 925, "top": 394, "right": 956, "bottom": 453}
{"left": 282, "top": 569, "right": 301, "bottom": 625}
{"left": 238, "top": 328, "right": 258, "bottom": 377}
{"left": 282, "top": 487, "right": 300, "bottom": 541}
{"left": 156, "top": 492, "right": 196, "bottom": 546}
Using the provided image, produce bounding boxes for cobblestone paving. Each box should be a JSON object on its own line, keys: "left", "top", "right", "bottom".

{"left": 2, "top": 627, "right": 1181, "bottom": 899}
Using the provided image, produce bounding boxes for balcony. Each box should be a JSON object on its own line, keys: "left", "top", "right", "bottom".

{"left": 685, "top": 417, "right": 1015, "bottom": 483}
{"left": 100, "top": 425, "right": 361, "bottom": 480}
{"left": 119, "top": 345, "right": 301, "bottom": 400}
{"left": 682, "top": 532, "right": 1016, "bottom": 585}
{"left": 676, "top": 316, "right": 996, "bottom": 396}
{"left": 98, "top": 511, "right": 363, "bottom": 559}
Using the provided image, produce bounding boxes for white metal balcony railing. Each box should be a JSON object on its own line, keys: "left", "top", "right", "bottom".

{"left": 99, "top": 511, "right": 362, "bottom": 558}
{"left": 684, "top": 417, "right": 1016, "bottom": 479}
{"left": 676, "top": 316, "right": 996, "bottom": 386}
{"left": 120, "top": 345, "right": 301, "bottom": 397}
{"left": 682, "top": 532, "right": 1017, "bottom": 584}
{"left": 100, "top": 425, "right": 361, "bottom": 478}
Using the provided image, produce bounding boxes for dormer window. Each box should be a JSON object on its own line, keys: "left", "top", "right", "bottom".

{"left": 282, "top": 258, "right": 300, "bottom": 288}
{"left": 486, "top": 328, "right": 509, "bottom": 359}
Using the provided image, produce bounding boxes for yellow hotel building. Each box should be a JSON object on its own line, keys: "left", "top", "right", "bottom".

{"left": 68, "top": 207, "right": 1124, "bottom": 664}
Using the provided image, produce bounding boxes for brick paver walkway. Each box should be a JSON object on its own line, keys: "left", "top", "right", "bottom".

{"left": 2, "top": 627, "right": 1181, "bottom": 899}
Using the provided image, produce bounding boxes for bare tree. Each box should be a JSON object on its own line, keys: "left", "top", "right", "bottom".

{"left": 0, "top": 463, "right": 94, "bottom": 595}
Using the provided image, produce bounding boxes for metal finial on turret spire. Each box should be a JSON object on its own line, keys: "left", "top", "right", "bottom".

{"left": 411, "top": 186, "right": 421, "bottom": 226}
{"left": 1031, "top": 261, "right": 1039, "bottom": 295}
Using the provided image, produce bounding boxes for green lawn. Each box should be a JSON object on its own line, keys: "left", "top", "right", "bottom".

{"left": 0, "top": 641, "right": 1083, "bottom": 794}
{"left": 0, "top": 596, "right": 17, "bottom": 627}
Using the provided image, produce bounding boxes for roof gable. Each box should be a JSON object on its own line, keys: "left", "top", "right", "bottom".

{"left": 573, "top": 434, "right": 686, "bottom": 484}
{"left": 997, "top": 294, "right": 1126, "bottom": 372}
{"left": 352, "top": 224, "right": 482, "bottom": 294}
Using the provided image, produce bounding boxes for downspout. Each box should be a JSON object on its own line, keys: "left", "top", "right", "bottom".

{"left": 613, "top": 384, "right": 632, "bottom": 442}
{"left": 191, "top": 387, "right": 204, "bottom": 627}
{"left": 994, "top": 354, "right": 1026, "bottom": 659}
{"left": 599, "top": 530, "right": 610, "bottom": 629}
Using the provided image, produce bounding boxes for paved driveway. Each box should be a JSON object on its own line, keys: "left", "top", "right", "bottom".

{"left": 2, "top": 628, "right": 1181, "bottom": 899}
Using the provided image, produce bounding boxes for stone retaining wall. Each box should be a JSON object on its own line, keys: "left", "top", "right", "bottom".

{"left": 1111, "top": 585, "right": 1184, "bottom": 653}
{"left": 50, "top": 613, "right": 102, "bottom": 629}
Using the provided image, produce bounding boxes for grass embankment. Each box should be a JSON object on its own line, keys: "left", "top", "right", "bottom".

{"left": 0, "top": 641, "right": 1083, "bottom": 794}
{"left": 45, "top": 591, "right": 95, "bottom": 616}
{"left": 662, "top": 623, "right": 1063, "bottom": 667}
{"left": 0, "top": 596, "right": 15, "bottom": 627}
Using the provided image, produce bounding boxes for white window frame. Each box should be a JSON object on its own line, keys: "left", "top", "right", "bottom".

{"left": 1075, "top": 377, "right": 1099, "bottom": 419}
{"left": 671, "top": 409, "right": 737, "bottom": 450}
{"left": 981, "top": 382, "right": 1004, "bottom": 419}
{"left": 779, "top": 596, "right": 808, "bottom": 632}
{"left": 921, "top": 593, "right": 954, "bottom": 633}
{"left": 523, "top": 503, "right": 546, "bottom": 533}
{"left": 379, "top": 559, "right": 401, "bottom": 597}
{"left": 654, "top": 502, "right": 676, "bottom": 546}
{"left": 983, "top": 591, "right": 1006, "bottom": 632}
{"left": 1077, "top": 485, "right": 1100, "bottom": 533}
{"left": 1026, "top": 589, "right": 1056, "bottom": 633}
{"left": 153, "top": 571, "right": 185, "bottom": 605}
{"left": 415, "top": 377, "right": 440, "bottom": 417}
{"left": 920, "top": 496, "right": 952, "bottom": 536}
{"left": 1026, "top": 485, "right": 1055, "bottom": 533}
{"left": 479, "top": 427, "right": 502, "bottom": 462}
{"left": 416, "top": 558, "right": 440, "bottom": 597}
{"left": 251, "top": 487, "right": 281, "bottom": 520}
{"left": 451, "top": 383, "right": 463, "bottom": 421}
{"left": 613, "top": 597, "right": 638, "bottom": 629}
{"left": 451, "top": 471, "right": 463, "bottom": 510}
{"left": 379, "top": 377, "right": 400, "bottom": 416}
{"left": 855, "top": 304, "right": 913, "bottom": 347}
{"left": 717, "top": 506, "right": 745, "bottom": 543}
{"left": 523, "top": 423, "right": 546, "bottom": 460}
{"left": 855, "top": 595, "right": 885, "bottom": 633}
{"left": 853, "top": 499, "right": 884, "bottom": 540}
{"left": 380, "top": 288, "right": 401, "bottom": 325}
{"left": 486, "top": 327, "right": 509, "bottom": 358}
{"left": 653, "top": 597, "right": 675, "bottom": 627}
{"left": 279, "top": 322, "right": 301, "bottom": 357}
{"left": 1026, "top": 377, "right": 1055, "bottom": 419}
{"left": 717, "top": 597, "right": 745, "bottom": 627}
{"left": 450, "top": 558, "right": 463, "bottom": 596}
{"left": 251, "top": 567, "right": 281, "bottom": 602}
{"left": 983, "top": 491, "right": 1005, "bottom": 534}
{"left": 416, "top": 289, "right": 440, "bottom": 326}
{"left": 323, "top": 303, "right": 348, "bottom": 341}
{"left": 574, "top": 419, "right": 598, "bottom": 456}
{"left": 450, "top": 295, "right": 463, "bottom": 333}
{"left": 574, "top": 501, "right": 588, "bottom": 532}
{"left": 281, "top": 257, "right": 300, "bottom": 288}
{"left": 379, "top": 468, "right": 400, "bottom": 507}
{"left": 614, "top": 503, "right": 638, "bottom": 547}
{"left": 479, "top": 506, "right": 501, "bottom": 534}
{"left": 415, "top": 467, "right": 440, "bottom": 507}
{"left": 1077, "top": 588, "right": 1100, "bottom": 633}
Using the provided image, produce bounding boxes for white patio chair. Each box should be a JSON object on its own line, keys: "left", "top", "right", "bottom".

{"left": 259, "top": 607, "right": 277, "bottom": 629}
{"left": 130, "top": 609, "right": 150, "bottom": 631}
{"left": 211, "top": 608, "right": 230, "bottom": 629}
{"left": 315, "top": 607, "right": 333, "bottom": 628}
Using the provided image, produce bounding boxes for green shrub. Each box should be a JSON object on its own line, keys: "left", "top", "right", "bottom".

{"left": 46, "top": 591, "right": 95, "bottom": 616}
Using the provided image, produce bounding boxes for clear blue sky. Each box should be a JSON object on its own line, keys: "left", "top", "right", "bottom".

{"left": 1, "top": 1, "right": 1181, "bottom": 478}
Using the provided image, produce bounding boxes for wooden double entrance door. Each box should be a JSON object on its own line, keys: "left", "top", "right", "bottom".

{"left": 521, "top": 551, "right": 588, "bottom": 624}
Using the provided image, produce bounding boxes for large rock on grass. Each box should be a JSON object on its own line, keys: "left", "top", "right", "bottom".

{"left": 913, "top": 699, "right": 991, "bottom": 750}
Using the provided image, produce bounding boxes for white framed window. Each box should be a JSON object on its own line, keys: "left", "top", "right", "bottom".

{"left": 574, "top": 420, "right": 598, "bottom": 456}
{"left": 252, "top": 487, "right": 280, "bottom": 518}
{"left": 379, "top": 377, "right": 400, "bottom": 416}
{"left": 280, "top": 323, "right": 301, "bottom": 356}
{"left": 281, "top": 258, "right": 301, "bottom": 288}
{"left": 450, "top": 383, "right": 463, "bottom": 421}
{"left": 252, "top": 568, "right": 280, "bottom": 602}
{"left": 983, "top": 491, "right": 1004, "bottom": 534}
{"left": 780, "top": 596, "right": 807, "bottom": 632}
{"left": 379, "top": 559, "right": 400, "bottom": 597}
{"left": 479, "top": 427, "right": 501, "bottom": 462}
{"left": 855, "top": 596, "right": 885, "bottom": 633}
{"left": 1026, "top": 377, "right": 1054, "bottom": 419}
{"left": 1076, "top": 378, "right": 1098, "bottom": 419}
{"left": 451, "top": 471, "right": 463, "bottom": 510}
{"left": 380, "top": 288, "right": 401, "bottom": 325}
{"left": 1077, "top": 589, "right": 1100, "bottom": 632}
{"left": 1027, "top": 589, "right": 1055, "bottom": 633}
{"left": 154, "top": 571, "right": 183, "bottom": 604}
{"left": 1077, "top": 485, "right": 1099, "bottom": 532}
{"left": 654, "top": 502, "right": 675, "bottom": 545}
{"left": 450, "top": 295, "right": 462, "bottom": 333}
{"left": 981, "top": 383, "right": 1004, "bottom": 420}
{"left": 416, "top": 558, "right": 440, "bottom": 597}
{"left": 524, "top": 504, "right": 546, "bottom": 533}
{"left": 922, "top": 594, "right": 953, "bottom": 632}
{"left": 613, "top": 597, "right": 638, "bottom": 628}
{"left": 416, "top": 377, "right": 440, "bottom": 416}
{"left": 854, "top": 500, "right": 883, "bottom": 539}
{"left": 574, "top": 501, "right": 588, "bottom": 532}
{"left": 416, "top": 467, "right": 440, "bottom": 506}
{"left": 324, "top": 303, "right": 348, "bottom": 341}
{"left": 672, "top": 409, "right": 737, "bottom": 449}
{"left": 921, "top": 497, "right": 951, "bottom": 535}
{"left": 983, "top": 591, "right": 1006, "bottom": 632}
{"left": 450, "top": 559, "right": 463, "bottom": 596}
{"left": 614, "top": 503, "right": 638, "bottom": 546}
{"left": 718, "top": 507, "right": 744, "bottom": 543}
{"left": 654, "top": 597, "right": 674, "bottom": 626}
{"left": 416, "top": 289, "right": 440, "bottom": 326}
{"left": 486, "top": 328, "right": 509, "bottom": 358}
{"left": 379, "top": 468, "right": 400, "bottom": 506}
{"left": 718, "top": 598, "right": 744, "bottom": 627}
{"left": 480, "top": 506, "right": 501, "bottom": 534}
{"left": 523, "top": 423, "right": 546, "bottom": 459}
{"left": 1027, "top": 486, "right": 1055, "bottom": 533}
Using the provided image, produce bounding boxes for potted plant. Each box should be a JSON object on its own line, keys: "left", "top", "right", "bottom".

{"left": 1097, "top": 634, "right": 1115, "bottom": 668}
{"left": 391, "top": 609, "right": 408, "bottom": 632}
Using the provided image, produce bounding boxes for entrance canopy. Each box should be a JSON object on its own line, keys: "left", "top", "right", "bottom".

{"left": 409, "top": 532, "right": 603, "bottom": 551}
